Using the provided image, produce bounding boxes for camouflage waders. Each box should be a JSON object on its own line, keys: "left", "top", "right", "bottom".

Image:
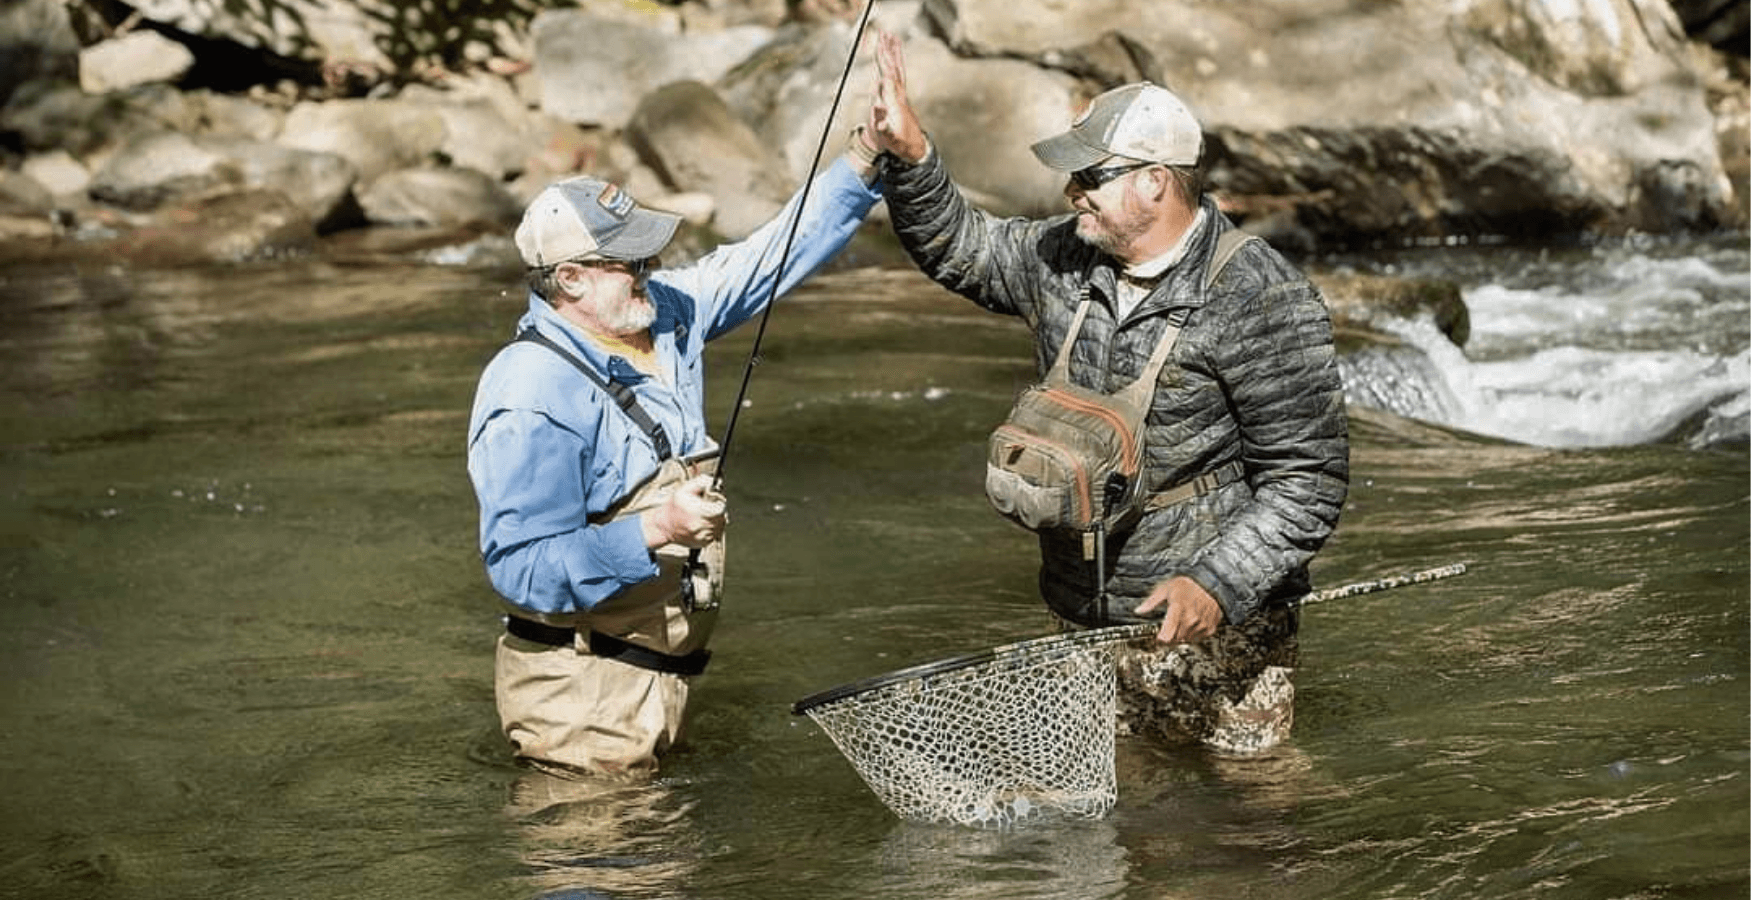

{"left": 1061, "top": 605, "right": 1299, "bottom": 755}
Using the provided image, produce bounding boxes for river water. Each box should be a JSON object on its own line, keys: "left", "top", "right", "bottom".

{"left": 0, "top": 231, "right": 1745, "bottom": 899}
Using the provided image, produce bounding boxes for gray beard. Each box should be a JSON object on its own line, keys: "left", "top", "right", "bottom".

{"left": 1075, "top": 202, "right": 1154, "bottom": 259}
{"left": 597, "top": 293, "right": 657, "bottom": 336}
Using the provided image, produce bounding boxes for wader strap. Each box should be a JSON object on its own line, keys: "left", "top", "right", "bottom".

{"left": 504, "top": 617, "right": 712, "bottom": 676}
{"left": 1141, "top": 460, "right": 1247, "bottom": 511}
{"left": 1204, "top": 229, "right": 1257, "bottom": 290}
{"left": 1044, "top": 295, "right": 1187, "bottom": 398}
{"left": 1043, "top": 293, "right": 1094, "bottom": 383}
{"left": 514, "top": 328, "right": 673, "bottom": 461}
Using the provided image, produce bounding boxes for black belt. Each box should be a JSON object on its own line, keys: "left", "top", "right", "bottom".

{"left": 504, "top": 617, "right": 711, "bottom": 677}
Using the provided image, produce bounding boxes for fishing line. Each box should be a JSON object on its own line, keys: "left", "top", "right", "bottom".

{"left": 711, "top": 0, "right": 879, "bottom": 488}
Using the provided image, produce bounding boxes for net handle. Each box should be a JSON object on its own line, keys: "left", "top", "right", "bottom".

{"left": 791, "top": 562, "right": 1469, "bottom": 714}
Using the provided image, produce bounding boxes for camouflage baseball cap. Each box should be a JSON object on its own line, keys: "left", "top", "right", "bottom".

{"left": 1031, "top": 82, "right": 1204, "bottom": 171}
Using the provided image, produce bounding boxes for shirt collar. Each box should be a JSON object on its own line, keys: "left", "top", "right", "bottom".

{"left": 1121, "top": 208, "right": 1208, "bottom": 281}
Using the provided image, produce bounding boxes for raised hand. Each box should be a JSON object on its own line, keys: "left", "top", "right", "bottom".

{"left": 865, "top": 30, "right": 929, "bottom": 164}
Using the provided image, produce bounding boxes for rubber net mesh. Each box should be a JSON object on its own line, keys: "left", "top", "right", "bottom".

{"left": 801, "top": 629, "right": 1136, "bottom": 828}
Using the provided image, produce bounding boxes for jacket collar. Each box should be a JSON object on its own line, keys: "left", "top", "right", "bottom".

{"left": 1106, "top": 196, "right": 1230, "bottom": 327}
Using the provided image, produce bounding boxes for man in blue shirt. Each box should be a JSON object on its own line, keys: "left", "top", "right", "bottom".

{"left": 468, "top": 144, "right": 883, "bottom": 778}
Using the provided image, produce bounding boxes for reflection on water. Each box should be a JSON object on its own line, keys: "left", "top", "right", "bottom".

{"left": 508, "top": 771, "right": 703, "bottom": 899}
{"left": 873, "top": 819, "right": 1130, "bottom": 899}
{"left": 0, "top": 250, "right": 1744, "bottom": 900}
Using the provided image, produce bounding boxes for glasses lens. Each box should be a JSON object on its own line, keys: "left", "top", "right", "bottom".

{"left": 579, "top": 257, "right": 660, "bottom": 278}
{"left": 1071, "top": 162, "right": 1148, "bottom": 191}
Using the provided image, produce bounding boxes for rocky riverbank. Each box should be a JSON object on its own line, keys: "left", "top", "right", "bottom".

{"left": 0, "top": 0, "right": 1746, "bottom": 273}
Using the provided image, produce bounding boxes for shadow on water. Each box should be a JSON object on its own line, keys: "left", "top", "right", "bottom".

{"left": 0, "top": 249, "right": 1745, "bottom": 900}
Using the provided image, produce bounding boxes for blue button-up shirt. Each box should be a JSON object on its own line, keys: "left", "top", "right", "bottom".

{"left": 468, "top": 159, "right": 882, "bottom": 616}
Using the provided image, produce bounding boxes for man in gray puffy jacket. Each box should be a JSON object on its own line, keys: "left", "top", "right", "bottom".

{"left": 858, "top": 32, "right": 1348, "bottom": 754}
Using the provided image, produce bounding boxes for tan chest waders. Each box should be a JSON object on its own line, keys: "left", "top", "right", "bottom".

{"left": 984, "top": 230, "right": 1257, "bottom": 612}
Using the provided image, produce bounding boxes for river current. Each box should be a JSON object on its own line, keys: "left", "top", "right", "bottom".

{"left": 0, "top": 231, "right": 1745, "bottom": 899}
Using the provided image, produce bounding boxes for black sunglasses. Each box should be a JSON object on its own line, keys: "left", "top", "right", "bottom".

{"left": 1068, "top": 161, "right": 1154, "bottom": 191}
{"left": 570, "top": 256, "right": 662, "bottom": 279}
{"left": 561, "top": 254, "right": 663, "bottom": 278}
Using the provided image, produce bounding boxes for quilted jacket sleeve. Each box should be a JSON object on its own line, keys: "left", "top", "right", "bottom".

{"left": 880, "top": 150, "right": 1068, "bottom": 327}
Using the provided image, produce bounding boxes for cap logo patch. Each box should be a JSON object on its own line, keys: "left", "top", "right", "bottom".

{"left": 1071, "top": 98, "right": 1095, "bottom": 128}
{"left": 597, "top": 183, "right": 635, "bottom": 219}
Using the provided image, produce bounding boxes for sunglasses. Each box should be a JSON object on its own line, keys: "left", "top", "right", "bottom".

{"left": 570, "top": 256, "right": 662, "bottom": 279}
{"left": 1068, "top": 161, "right": 1154, "bottom": 191}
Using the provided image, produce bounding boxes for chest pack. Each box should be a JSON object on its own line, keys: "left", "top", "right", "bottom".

{"left": 983, "top": 229, "right": 1257, "bottom": 545}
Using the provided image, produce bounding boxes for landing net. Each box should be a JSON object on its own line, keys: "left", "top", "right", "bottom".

{"left": 792, "top": 625, "right": 1150, "bottom": 829}
{"left": 792, "top": 563, "right": 1467, "bottom": 829}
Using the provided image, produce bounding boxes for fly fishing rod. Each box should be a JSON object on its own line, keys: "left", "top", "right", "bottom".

{"left": 1110, "top": 561, "right": 1471, "bottom": 639}
{"left": 712, "top": 0, "right": 879, "bottom": 486}
{"left": 681, "top": 0, "right": 879, "bottom": 611}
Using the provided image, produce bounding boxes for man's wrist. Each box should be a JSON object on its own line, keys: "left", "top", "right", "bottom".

{"left": 846, "top": 125, "right": 882, "bottom": 184}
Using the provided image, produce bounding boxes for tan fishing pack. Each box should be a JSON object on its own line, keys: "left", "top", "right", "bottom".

{"left": 984, "top": 230, "right": 1256, "bottom": 552}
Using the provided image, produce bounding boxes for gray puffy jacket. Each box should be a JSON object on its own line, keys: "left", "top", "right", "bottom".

{"left": 880, "top": 151, "right": 1349, "bottom": 626}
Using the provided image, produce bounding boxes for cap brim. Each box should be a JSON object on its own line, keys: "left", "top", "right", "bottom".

{"left": 596, "top": 208, "right": 682, "bottom": 259}
{"left": 1030, "top": 131, "right": 1112, "bottom": 172}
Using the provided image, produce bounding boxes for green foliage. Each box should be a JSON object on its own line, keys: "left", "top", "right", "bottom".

{"left": 359, "top": 0, "right": 577, "bottom": 74}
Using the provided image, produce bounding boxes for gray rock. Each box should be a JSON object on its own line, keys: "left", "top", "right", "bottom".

{"left": 79, "top": 31, "right": 196, "bottom": 94}
{"left": 0, "top": 0, "right": 78, "bottom": 108}
{"left": 0, "top": 169, "right": 55, "bottom": 218}
{"left": 910, "top": 0, "right": 1738, "bottom": 239}
{"left": 20, "top": 151, "right": 91, "bottom": 200}
{"left": 626, "top": 80, "right": 793, "bottom": 238}
{"left": 110, "top": 188, "right": 317, "bottom": 264}
{"left": 529, "top": 10, "right": 773, "bottom": 127}
{"left": 356, "top": 167, "right": 522, "bottom": 228}
{"left": 278, "top": 98, "right": 447, "bottom": 186}
{"left": 720, "top": 13, "right": 1076, "bottom": 216}
{"left": 87, "top": 130, "right": 356, "bottom": 228}
{"left": 87, "top": 131, "right": 239, "bottom": 210}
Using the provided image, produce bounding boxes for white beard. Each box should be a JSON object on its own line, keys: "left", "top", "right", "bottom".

{"left": 594, "top": 291, "right": 657, "bottom": 336}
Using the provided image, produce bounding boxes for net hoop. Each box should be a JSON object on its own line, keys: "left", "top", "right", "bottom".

{"left": 790, "top": 623, "right": 1152, "bottom": 716}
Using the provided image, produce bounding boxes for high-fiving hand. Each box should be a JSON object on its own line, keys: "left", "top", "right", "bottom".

{"left": 864, "top": 30, "right": 929, "bottom": 164}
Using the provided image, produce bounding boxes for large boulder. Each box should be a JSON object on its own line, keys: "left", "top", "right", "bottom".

{"left": 79, "top": 30, "right": 195, "bottom": 94}
{"left": 108, "top": 188, "right": 318, "bottom": 264}
{"left": 87, "top": 130, "right": 356, "bottom": 228}
{"left": 719, "top": 7, "right": 1078, "bottom": 216}
{"left": 626, "top": 80, "right": 794, "bottom": 237}
{"left": 528, "top": 9, "right": 774, "bottom": 127}
{"left": 355, "top": 166, "right": 522, "bottom": 228}
{"left": 0, "top": 82, "right": 285, "bottom": 171}
{"left": 911, "top": 0, "right": 1738, "bottom": 242}
{"left": 277, "top": 98, "right": 446, "bottom": 186}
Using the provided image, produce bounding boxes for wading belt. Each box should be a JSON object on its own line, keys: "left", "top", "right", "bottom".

{"left": 504, "top": 617, "right": 712, "bottom": 677}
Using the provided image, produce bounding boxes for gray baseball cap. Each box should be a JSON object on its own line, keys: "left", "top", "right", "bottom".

{"left": 1031, "top": 82, "right": 1205, "bottom": 171}
{"left": 514, "top": 176, "right": 681, "bottom": 267}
